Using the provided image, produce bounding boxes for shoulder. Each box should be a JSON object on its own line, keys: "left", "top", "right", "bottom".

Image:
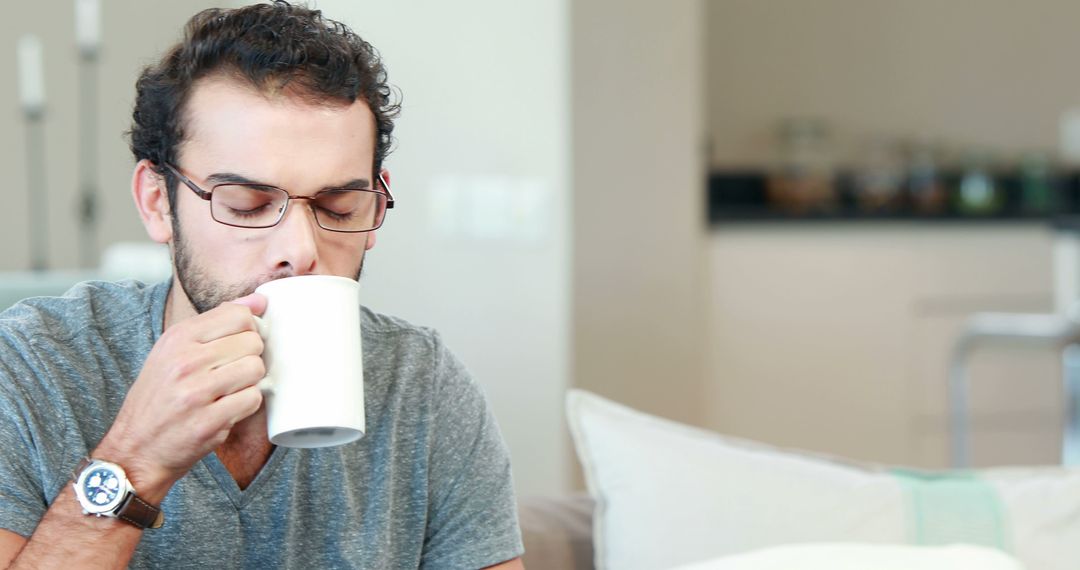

{"left": 0, "top": 280, "right": 161, "bottom": 344}
{"left": 360, "top": 306, "right": 447, "bottom": 360}
{"left": 360, "top": 306, "right": 437, "bottom": 338}
{"left": 359, "top": 307, "right": 481, "bottom": 406}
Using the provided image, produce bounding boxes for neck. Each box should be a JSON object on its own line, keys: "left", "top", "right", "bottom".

{"left": 216, "top": 407, "right": 274, "bottom": 490}
{"left": 163, "top": 276, "right": 197, "bottom": 331}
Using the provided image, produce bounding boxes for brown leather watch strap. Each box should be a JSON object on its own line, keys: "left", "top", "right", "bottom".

{"left": 116, "top": 491, "right": 165, "bottom": 529}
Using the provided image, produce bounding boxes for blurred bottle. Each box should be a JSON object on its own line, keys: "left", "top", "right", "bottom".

{"left": 1018, "top": 151, "right": 1056, "bottom": 215}
{"left": 907, "top": 141, "right": 947, "bottom": 215}
{"left": 852, "top": 136, "right": 904, "bottom": 213}
{"left": 767, "top": 117, "right": 836, "bottom": 214}
{"left": 954, "top": 150, "right": 1002, "bottom": 216}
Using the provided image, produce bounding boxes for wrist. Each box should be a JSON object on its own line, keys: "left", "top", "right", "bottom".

{"left": 72, "top": 457, "right": 166, "bottom": 530}
{"left": 89, "top": 442, "right": 177, "bottom": 506}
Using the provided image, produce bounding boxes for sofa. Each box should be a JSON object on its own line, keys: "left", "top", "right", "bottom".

{"left": 520, "top": 493, "right": 595, "bottom": 570}
{"left": 523, "top": 389, "right": 1074, "bottom": 570}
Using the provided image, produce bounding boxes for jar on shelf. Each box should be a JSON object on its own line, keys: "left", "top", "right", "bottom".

{"left": 1018, "top": 151, "right": 1056, "bottom": 215}
{"left": 954, "top": 150, "right": 1003, "bottom": 216}
{"left": 907, "top": 140, "right": 947, "bottom": 215}
{"left": 852, "top": 136, "right": 905, "bottom": 213}
{"left": 767, "top": 117, "right": 836, "bottom": 214}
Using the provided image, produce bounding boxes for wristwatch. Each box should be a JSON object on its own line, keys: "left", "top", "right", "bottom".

{"left": 72, "top": 457, "right": 164, "bottom": 530}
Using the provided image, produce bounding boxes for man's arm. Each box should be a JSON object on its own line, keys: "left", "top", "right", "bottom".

{"left": 0, "top": 297, "right": 266, "bottom": 569}
{"left": 0, "top": 512, "right": 538, "bottom": 570}
{"left": 0, "top": 530, "right": 22, "bottom": 568}
{"left": 0, "top": 485, "right": 154, "bottom": 569}
{"left": 485, "top": 557, "right": 524, "bottom": 569}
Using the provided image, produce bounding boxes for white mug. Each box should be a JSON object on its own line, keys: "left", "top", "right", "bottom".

{"left": 253, "top": 275, "right": 365, "bottom": 448}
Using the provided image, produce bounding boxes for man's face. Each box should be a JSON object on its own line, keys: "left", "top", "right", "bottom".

{"left": 168, "top": 76, "right": 379, "bottom": 314}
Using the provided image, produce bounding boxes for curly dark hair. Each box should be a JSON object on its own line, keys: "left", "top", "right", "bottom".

{"left": 127, "top": 1, "right": 399, "bottom": 210}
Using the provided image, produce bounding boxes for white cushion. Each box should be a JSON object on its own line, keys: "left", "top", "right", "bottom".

{"left": 566, "top": 389, "right": 1080, "bottom": 570}
{"left": 670, "top": 543, "right": 1024, "bottom": 570}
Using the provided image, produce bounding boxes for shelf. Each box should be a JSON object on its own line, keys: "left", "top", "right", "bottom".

{"left": 707, "top": 170, "right": 1078, "bottom": 225}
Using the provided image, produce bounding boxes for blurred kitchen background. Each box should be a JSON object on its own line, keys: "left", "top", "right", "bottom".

{"left": 7, "top": 0, "right": 1080, "bottom": 498}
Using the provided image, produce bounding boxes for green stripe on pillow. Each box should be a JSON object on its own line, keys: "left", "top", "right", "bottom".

{"left": 890, "top": 469, "right": 1010, "bottom": 552}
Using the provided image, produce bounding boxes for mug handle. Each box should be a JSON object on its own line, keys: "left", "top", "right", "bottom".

{"left": 252, "top": 315, "right": 274, "bottom": 393}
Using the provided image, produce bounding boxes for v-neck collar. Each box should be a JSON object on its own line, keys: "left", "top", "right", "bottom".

{"left": 150, "top": 280, "right": 291, "bottom": 509}
{"left": 198, "top": 445, "right": 290, "bottom": 509}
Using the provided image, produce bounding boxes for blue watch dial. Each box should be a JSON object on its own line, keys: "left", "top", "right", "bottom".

{"left": 81, "top": 467, "right": 121, "bottom": 508}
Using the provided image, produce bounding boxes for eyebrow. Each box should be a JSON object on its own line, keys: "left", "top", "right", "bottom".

{"left": 204, "top": 172, "right": 372, "bottom": 189}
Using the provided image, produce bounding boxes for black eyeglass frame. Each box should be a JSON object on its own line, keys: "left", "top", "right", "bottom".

{"left": 162, "top": 162, "right": 394, "bottom": 233}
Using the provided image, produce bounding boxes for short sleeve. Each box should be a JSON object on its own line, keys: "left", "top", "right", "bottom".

{"left": 0, "top": 331, "right": 52, "bottom": 537}
{"left": 420, "top": 335, "right": 524, "bottom": 569}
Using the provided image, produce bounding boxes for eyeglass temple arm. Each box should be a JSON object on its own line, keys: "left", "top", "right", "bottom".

{"left": 379, "top": 172, "right": 394, "bottom": 209}
{"left": 162, "top": 162, "right": 212, "bottom": 200}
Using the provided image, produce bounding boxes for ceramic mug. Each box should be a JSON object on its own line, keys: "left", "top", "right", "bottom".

{"left": 253, "top": 275, "right": 365, "bottom": 448}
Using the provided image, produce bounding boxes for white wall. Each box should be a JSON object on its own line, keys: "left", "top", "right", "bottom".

{"left": 320, "top": 0, "right": 573, "bottom": 497}
{"left": 0, "top": 0, "right": 222, "bottom": 271}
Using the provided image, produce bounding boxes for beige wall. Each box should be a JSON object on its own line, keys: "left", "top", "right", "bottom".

{"left": 572, "top": 0, "right": 709, "bottom": 430}
{"left": 1, "top": 1, "right": 224, "bottom": 271}
{"left": 707, "top": 0, "right": 1080, "bottom": 169}
{"left": 706, "top": 225, "right": 1061, "bottom": 468}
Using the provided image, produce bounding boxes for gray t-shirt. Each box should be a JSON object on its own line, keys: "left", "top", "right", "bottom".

{"left": 0, "top": 280, "right": 523, "bottom": 569}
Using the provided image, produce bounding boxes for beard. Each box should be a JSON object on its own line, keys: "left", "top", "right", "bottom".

{"left": 171, "top": 217, "right": 365, "bottom": 315}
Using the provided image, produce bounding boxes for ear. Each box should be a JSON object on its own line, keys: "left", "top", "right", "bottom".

{"left": 365, "top": 167, "right": 390, "bottom": 252}
{"left": 132, "top": 159, "right": 173, "bottom": 244}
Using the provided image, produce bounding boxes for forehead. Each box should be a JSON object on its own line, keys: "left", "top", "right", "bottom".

{"left": 178, "top": 75, "right": 376, "bottom": 185}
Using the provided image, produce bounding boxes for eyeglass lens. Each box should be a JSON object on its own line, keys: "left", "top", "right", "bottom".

{"left": 210, "top": 185, "right": 386, "bottom": 232}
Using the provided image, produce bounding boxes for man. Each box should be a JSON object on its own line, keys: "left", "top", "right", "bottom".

{"left": 0, "top": 2, "right": 524, "bottom": 568}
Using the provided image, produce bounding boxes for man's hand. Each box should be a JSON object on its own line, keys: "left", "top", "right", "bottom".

{"left": 93, "top": 293, "right": 268, "bottom": 501}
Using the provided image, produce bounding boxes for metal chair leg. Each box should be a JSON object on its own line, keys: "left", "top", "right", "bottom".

{"left": 1062, "top": 344, "right": 1080, "bottom": 466}
{"left": 949, "top": 347, "right": 971, "bottom": 469}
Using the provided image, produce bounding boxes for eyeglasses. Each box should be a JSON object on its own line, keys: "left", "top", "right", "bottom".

{"left": 163, "top": 163, "right": 394, "bottom": 233}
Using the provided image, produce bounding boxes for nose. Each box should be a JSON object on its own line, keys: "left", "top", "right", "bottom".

{"left": 268, "top": 200, "right": 319, "bottom": 275}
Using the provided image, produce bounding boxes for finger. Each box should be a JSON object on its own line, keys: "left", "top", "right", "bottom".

{"left": 196, "top": 330, "right": 264, "bottom": 371}
{"left": 204, "top": 354, "right": 266, "bottom": 399}
{"left": 207, "top": 384, "right": 264, "bottom": 426}
{"left": 190, "top": 303, "right": 261, "bottom": 343}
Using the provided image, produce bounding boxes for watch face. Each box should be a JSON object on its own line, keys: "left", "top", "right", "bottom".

{"left": 76, "top": 464, "right": 124, "bottom": 513}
